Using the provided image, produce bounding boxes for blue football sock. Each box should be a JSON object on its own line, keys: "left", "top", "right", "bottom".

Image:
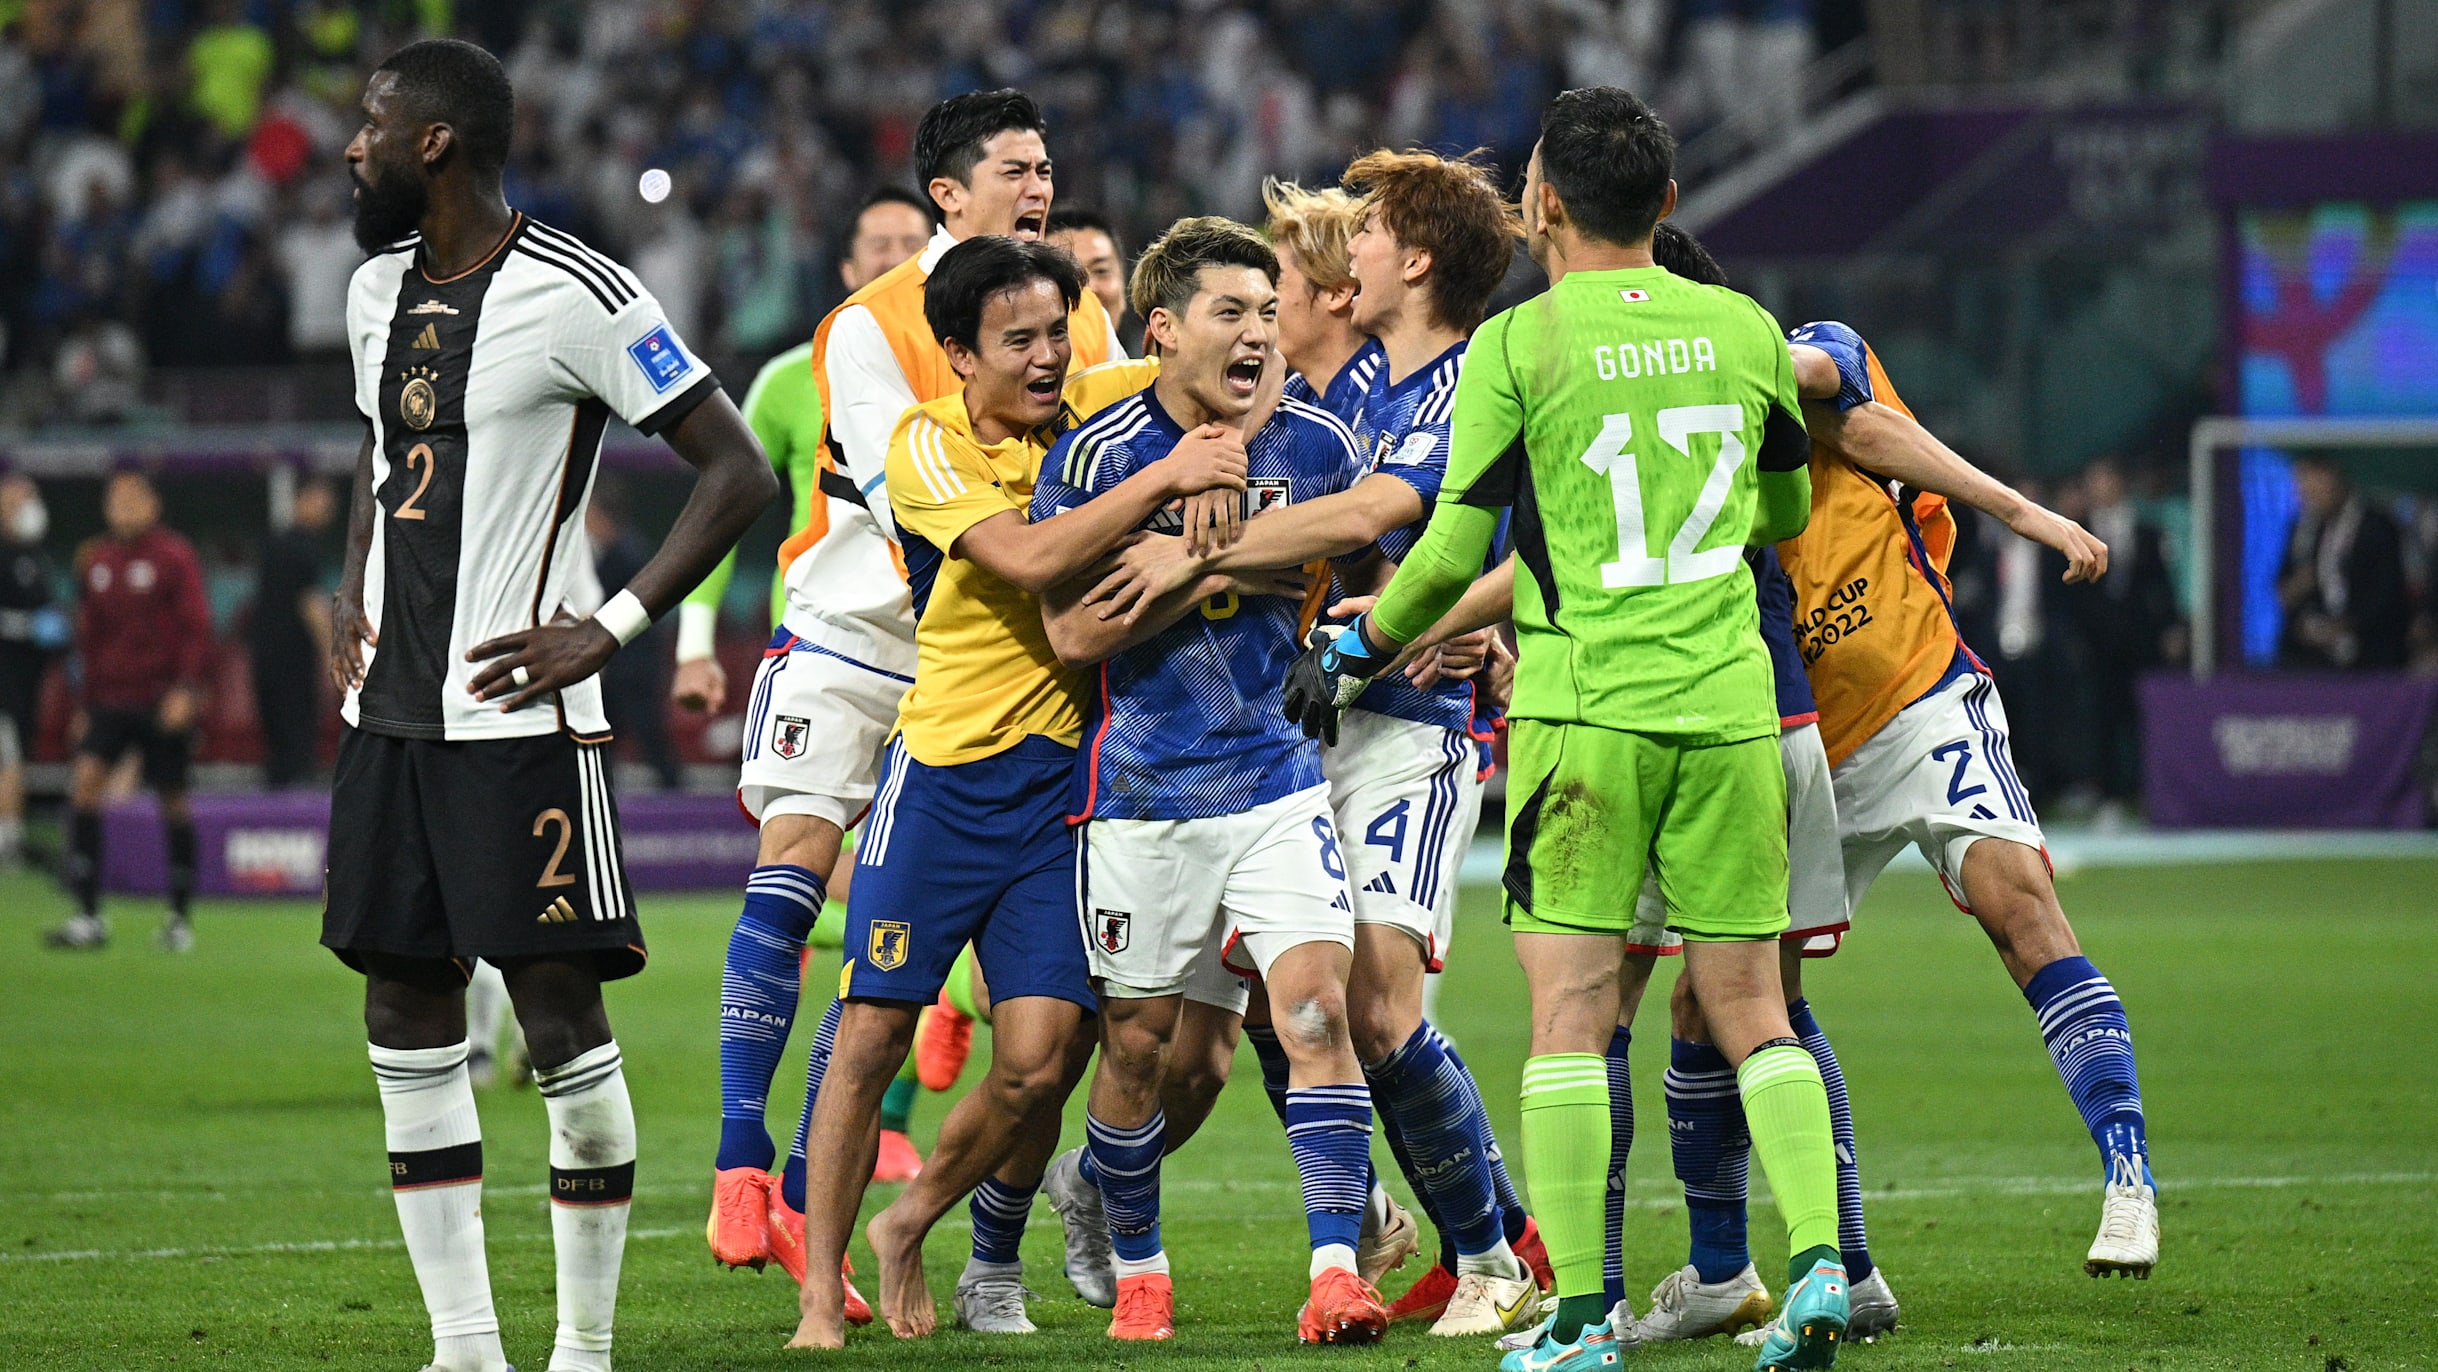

{"left": 1603, "top": 1024, "right": 1633, "bottom": 1309}
{"left": 1243, "top": 1022, "right": 1291, "bottom": 1126}
{"left": 1666, "top": 1037, "right": 1751, "bottom": 1284}
{"left": 1376, "top": 1086, "right": 1455, "bottom": 1269}
{"left": 2024, "top": 956, "right": 2151, "bottom": 1182}
{"left": 1440, "top": 1033, "right": 1531, "bottom": 1247}
{"left": 716, "top": 865, "right": 826, "bottom": 1172}
{"left": 1788, "top": 999, "right": 1873, "bottom": 1282}
{"left": 1086, "top": 1111, "right": 1167, "bottom": 1270}
{"left": 778, "top": 997, "right": 842, "bottom": 1213}
{"left": 968, "top": 1176, "right": 1037, "bottom": 1266}
{"left": 1368, "top": 1023, "right": 1503, "bottom": 1263}
{"left": 1284, "top": 1085, "right": 1374, "bottom": 1262}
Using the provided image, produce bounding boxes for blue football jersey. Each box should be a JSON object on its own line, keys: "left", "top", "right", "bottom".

{"left": 1281, "top": 338, "right": 1382, "bottom": 425}
{"left": 1033, "top": 386, "right": 1361, "bottom": 821}
{"left": 1336, "top": 339, "right": 1508, "bottom": 737}
{"left": 1750, "top": 544, "right": 1817, "bottom": 726}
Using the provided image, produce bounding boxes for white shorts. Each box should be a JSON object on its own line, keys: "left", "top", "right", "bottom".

{"left": 1630, "top": 721, "right": 1849, "bottom": 957}
{"left": 735, "top": 636, "right": 909, "bottom": 831}
{"left": 1325, "top": 711, "right": 1485, "bottom": 973}
{"left": 1833, "top": 671, "right": 2048, "bottom": 914}
{"left": 1079, "top": 783, "right": 1354, "bottom": 1014}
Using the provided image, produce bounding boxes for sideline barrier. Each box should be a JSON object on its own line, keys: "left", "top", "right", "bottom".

{"left": 2141, "top": 671, "right": 2436, "bottom": 829}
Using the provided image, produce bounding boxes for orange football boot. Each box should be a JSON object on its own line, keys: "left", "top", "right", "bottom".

{"left": 1514, "top": 1215, "right": 1556, "bottom": 1291}
{"left": 1108, "top": 1272, "right": 1176, "bottom": 1340}
{"left": 766, "top": 1186, "right": 871, "bottom": 1325}
{"left": 914, "top": 992, "right": 975, "bottom": 1092}
{"left": 1384, "top": 1262, "right": 1458, "bottom": 1323}
{"left": 1299, "top": 1267, "right": 1389, "bottom": 1345}
{"left": 707, "top": 1167, "right": 774, "bottom": 1269}
{"left": 873, "top": 1128, "right": 923, "bottom": 1184}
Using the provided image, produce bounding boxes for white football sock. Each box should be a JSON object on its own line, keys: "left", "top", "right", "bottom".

{"left": 537, "top": 1041, "right": 635, "bottom": 1372}
{"left": 1456, "top": 1237, "right": 1521, "bottom": 1278}
{"left": 369, "top": 1042, "right": 504, "bottom": 1372}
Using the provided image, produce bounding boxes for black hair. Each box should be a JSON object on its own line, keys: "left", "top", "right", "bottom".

{"left": 1048, "top": 206, "right": 1116, "bottom": 242}
{"left": 375, "top": 39, "right": 515, "bottom": 177}
{"left": 914, "top": 89, "right": 1048, "bottom": 196}
{"left": 1537, "top": 87, "right": 1674, "bottom": 247}
{"left": 1650, "top": 223, "right": 1728, "bottom": 288}
{"left": 860, "top": 184, "right": 935, "bottom": 221}
{"left": 1129, "top": 216, "right": 1278, "bottom": 321}
{"left": 924, "top": 235, "right": 1083, "bottom": 352}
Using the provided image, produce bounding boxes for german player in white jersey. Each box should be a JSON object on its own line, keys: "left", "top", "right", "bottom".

{"left": 1081, "top": 151, "right": 1550, "bottom": 1339}
{"left": 323, "top": 41, "right": 774, "bottom": 1372}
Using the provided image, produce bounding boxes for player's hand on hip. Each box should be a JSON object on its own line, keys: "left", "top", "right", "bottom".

{"left": 330, "top": 594, "right": 377, "bottom": 694}
{"left": 672, "top": 655, "right": 727, "bottom": 714}
{"left": 2013, "top": 504, "right": 2109, "bottom": 583}
{"left": 1086, "top": 533, "right": 1200, "bottom": 624}
{"left": 467, "top": 619, "right": 617, "bottom": 712}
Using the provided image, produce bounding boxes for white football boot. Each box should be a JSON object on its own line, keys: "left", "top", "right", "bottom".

{"left": 2084, "top": 1153, "right": 2159, "bottom": 1278}
{"left": 1845, "top": 1267, "right": 1900, "bottom": 1337}
{"left": 1430, "top": 1256, "right": 1542, "bottom": 1337}
{"left": 1041, "top": 1147, "right": 1117, "bottom": 1307}
{"left": 1357, "top": 1185, "right": 1420, "bottom": 1286}
{"left": 952, "top": 1262, "right": 1038, "bottom": 1333}
{"left": 1635, "top": 1262, "right": 1773, "bottom": 1341}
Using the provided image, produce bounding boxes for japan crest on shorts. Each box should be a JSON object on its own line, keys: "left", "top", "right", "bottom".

{"left": 1094, "top": 908, "right": 1131, "bottom": 954}
{"left": 1246, "top": 477, "right": 1292, "bottom": 514}
{"left": 868, "top": 920, "right": 910, "bottom": 971}
{"left": 771, "top": 714, "right": 809, "bottom": 760}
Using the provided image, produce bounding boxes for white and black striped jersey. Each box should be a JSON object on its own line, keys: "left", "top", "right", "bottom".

{"left": 344, "top": 213, "right": 717, "bottom": 742}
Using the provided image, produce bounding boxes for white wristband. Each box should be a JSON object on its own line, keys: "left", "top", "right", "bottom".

{"left": 675, "top": 601, "right": 717, "bottom": 662}
{"left": 593, "top": 588, "right": 653, "bottom": 648}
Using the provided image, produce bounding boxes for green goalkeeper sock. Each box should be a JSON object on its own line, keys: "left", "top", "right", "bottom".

{"left": 1736, "top": 1043, "right": 1842, "bottom": 1280}
{"left": 943, "top": 945, "right": 985, "bottom": 1021}
{"left": 1520, "top": 1053, "right": 1611, "bottom": 1341}
{"left": 879, "top": 1073, "right": 916, "bottom": 1134}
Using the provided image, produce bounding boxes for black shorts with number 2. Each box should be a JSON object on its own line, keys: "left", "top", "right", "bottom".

{"left": 322, "top": 726, "right": 645, "bottom": 980}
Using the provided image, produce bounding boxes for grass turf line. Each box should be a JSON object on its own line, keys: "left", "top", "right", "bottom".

{"left": 2, "top": 859, "right": 2432, "bottom": 1369}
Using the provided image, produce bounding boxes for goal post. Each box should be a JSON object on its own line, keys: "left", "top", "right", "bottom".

{"left": 2186, "top": 414, "right": 2438, "bottom": 678}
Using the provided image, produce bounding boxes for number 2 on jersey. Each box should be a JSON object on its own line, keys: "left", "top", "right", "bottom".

{"left": 1578, "top": 405, "right": 1748, "bottom": 589}
{"left": 395, "top": 443, "right": 436, "bottom": 521}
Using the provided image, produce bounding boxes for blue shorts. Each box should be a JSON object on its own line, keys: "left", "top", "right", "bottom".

{"left": 843, "top": 733, "right": 1094, "bottom": 1012}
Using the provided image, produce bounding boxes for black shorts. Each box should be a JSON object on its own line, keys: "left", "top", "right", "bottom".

{"left": 79, "top": 706, "right": 193, "bottom": 791}
{"left": 322, "top": 727, "right": 645, "bottom": 980}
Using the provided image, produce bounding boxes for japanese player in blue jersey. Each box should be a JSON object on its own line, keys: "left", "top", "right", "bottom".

{"left": 1079, "top": 152, "right": 1550, "bottom": 1339}
{"left": 782, "top": 237, "right": 1249, "bottom": 1351}
{"left": 1025, "top": 217, "right": 1388, "bottom": 1345}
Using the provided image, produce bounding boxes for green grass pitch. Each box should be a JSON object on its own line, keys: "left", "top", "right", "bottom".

{"left": 4, "top": 857, "right": 2433, "bottom": 1371}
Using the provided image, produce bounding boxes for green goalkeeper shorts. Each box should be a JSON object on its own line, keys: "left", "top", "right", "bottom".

{"left": 1501, "top": 719, "right": 1790, "bottom": 942}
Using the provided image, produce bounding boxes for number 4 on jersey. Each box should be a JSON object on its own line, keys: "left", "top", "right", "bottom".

{"left": 1579, "top": 405, "right": 1750, "bottom": 589}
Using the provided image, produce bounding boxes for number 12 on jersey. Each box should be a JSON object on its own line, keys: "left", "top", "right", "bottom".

{"left": 1578, "top": 404, "right": 1749, "bottom": 589}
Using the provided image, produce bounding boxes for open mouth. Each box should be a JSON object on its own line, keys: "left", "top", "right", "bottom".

{"left": 1024, "top": 373, "right": 1062, "bottom": 403}
{"left": 1012, "top": 211, "right": 1046, "bottom": 239}
{"left": 1223, "top": 355, "right": 1263, "bottom": 398}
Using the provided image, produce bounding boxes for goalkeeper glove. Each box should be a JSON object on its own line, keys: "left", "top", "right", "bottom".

{"left": 1281, "top": 612, "right": 1394, "bottom": 745}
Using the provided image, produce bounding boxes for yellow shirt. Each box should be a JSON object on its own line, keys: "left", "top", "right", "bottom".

{"left": 1063, "top": 355, "right": 1160, "bottom": 420}
{"left": 884, "top": 395, "right": 1082, "bottom": 765}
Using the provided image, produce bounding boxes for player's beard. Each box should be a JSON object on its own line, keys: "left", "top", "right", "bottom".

{"left": 351, "top": 165, "right": 428, "bottom": 252}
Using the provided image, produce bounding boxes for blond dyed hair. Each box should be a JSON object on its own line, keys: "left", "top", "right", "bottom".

{"left": 1260, "top": 177, "right": 1363, "bottom": 293}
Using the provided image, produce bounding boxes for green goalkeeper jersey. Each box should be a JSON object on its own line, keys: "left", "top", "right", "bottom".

{"left": 1371, "top": 264, "right": 1812, "bottom": 743}
{"left": 684, "top": 340, "right": 825, "bottom": 630}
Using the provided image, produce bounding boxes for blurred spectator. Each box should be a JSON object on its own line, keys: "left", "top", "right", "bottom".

{"left": 48, "top": 472, "right": 212, "bottom": 953}
{"left": 276, "top": 179, "right": 362, "bottom": 362}
{"left": 587, "top": 490, "right": 681, "bottom": 791}
{"left": 186, "top": 0, "right": 275, "bottom": 141}
{"left": 1951, "top": 482, "right": 2082, "bottom": 806}
{"left": 1684, "top": 0, "right": 1816, "bottom": 140}
{"left": 0, "top": 474, "right": 58, "bottom": 867}
{"left": 251, "top": 474, "right": 335, "bottom": 788}
{"left": 2064, "top": 457, "right": 2181, "bottom": 812}
{"left": 2277, "top": 457, "right": 2407, "bottom": 671}
{"left": 1049, "top": 206, "right": 1129, "bottom": 336}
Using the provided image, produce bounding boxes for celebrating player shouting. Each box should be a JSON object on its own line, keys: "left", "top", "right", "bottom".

{"left": 783, "top": 237, "right": 1243, "bottom": 1350}
{"left": 1083, "top": 150, "right": 1548, "bottom": 1337}
{"left": 1030, "top": 218, "right": 1385, "bottom": 1345}
{"left": 1283, "top": 89, "right": 1850, "bottom": 1372}
{"left": 324, "top": 40, "right": 775, "bottom": 1372}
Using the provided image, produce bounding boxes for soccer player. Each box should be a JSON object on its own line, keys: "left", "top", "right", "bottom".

{"left": 1049, "top": 206, "right": 1129, "bottom": 329}
{"left": 782, "top": 235, "right": 1245, "bottom": 1350}
{"left": 706, "top": 86, "right": 1122, "bottom": 1294}
{"left": 45, "top": 470, "right": 212, "bottom": 953}
{"left": 1029, "top": 217, "right": 1386, "bottom": 1346}
{"left": 691, "top": 186, "right": 935, "bottom": 1284}
{"left": 1078, "top": 151, "right": 1550, "bottom": 1337}
{"left": 322, "top": 41, "right": 776, "bottom": 1372}
{"left": 1772, "top": 318, "right": 2155, "bottom": 1279}
{"left": 1280, "top": 89, "right": 1850, "bottom": 1372}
